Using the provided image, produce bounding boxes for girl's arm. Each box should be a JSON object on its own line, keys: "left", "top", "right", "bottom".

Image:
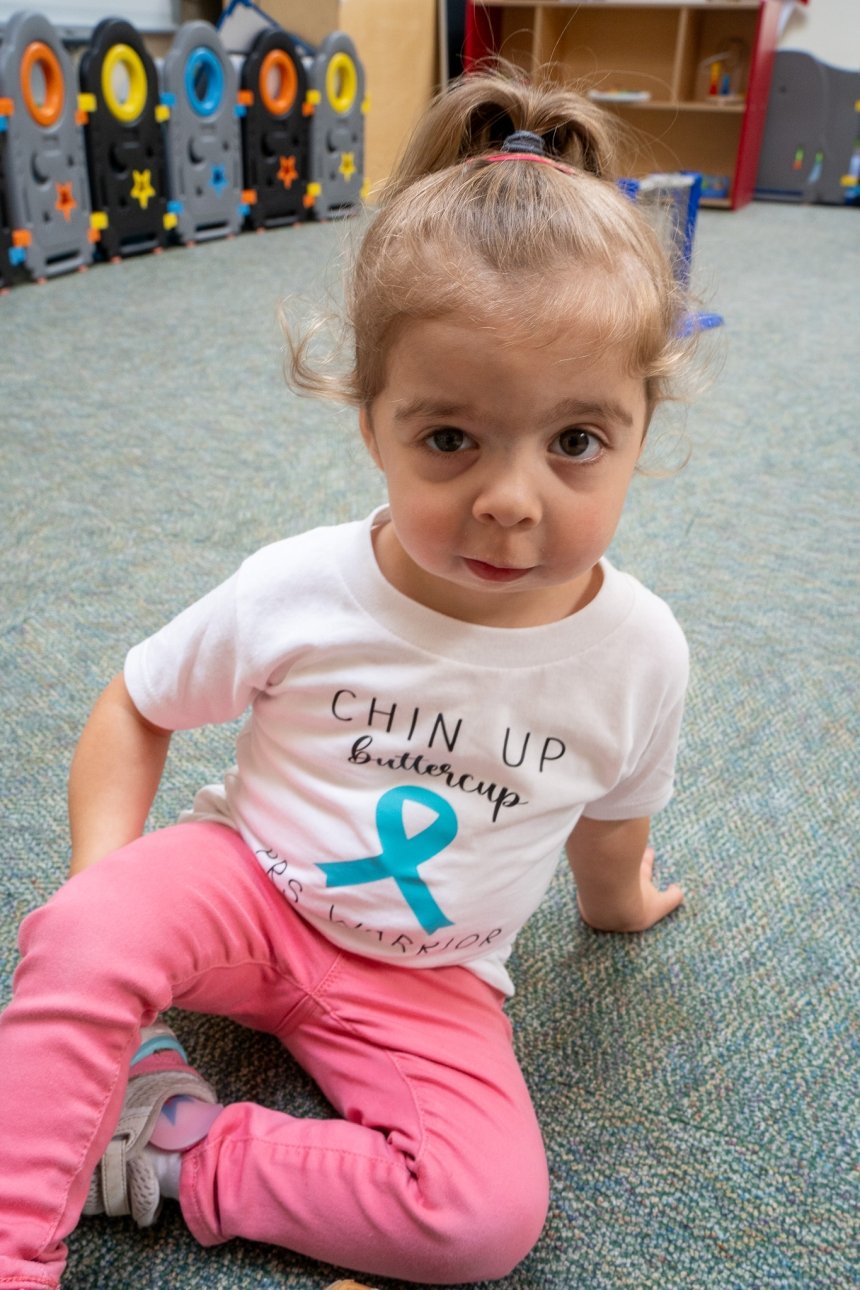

{"left": 565, "top": 815, "right": 683, "bottom": 932}
{"left": 67, "top": 672, "right": 172, "bottom": 877}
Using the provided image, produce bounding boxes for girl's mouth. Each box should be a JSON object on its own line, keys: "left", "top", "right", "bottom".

{"left": 464, "top": 558, "right": 531, "bottom": 583}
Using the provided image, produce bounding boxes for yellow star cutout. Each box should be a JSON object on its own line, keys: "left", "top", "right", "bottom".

{"left": 131, "top": 169, "right": 156, "bottom": 210}
{"left": 277, "top": 154, "right": 298, "bottom": 189}
{"left": 338, "top": 151, "right": 356, "bottom": 181}
{"left": 55, "top": 181, "right": 77, "bottom": 222}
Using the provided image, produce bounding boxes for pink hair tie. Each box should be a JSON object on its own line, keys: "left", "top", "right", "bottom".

{"left": 480, "top": 152, "right": 578, "bottom": 175}
{"left": 470, "top": 130, "right": 579, "bottom": 176}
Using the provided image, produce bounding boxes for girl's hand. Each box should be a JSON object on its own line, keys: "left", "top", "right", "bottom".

{"left": 576, "top": 846, "right": 683, "bottom": 933}
{"left": 566, "top": 816, "right": 684, "bottom": 934}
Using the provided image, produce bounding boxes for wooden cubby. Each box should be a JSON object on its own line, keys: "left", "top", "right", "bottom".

{"left": 467, "top": 1, "right": 787, "bottom": 208}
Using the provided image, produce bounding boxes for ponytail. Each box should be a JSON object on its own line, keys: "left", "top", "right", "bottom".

{"left": 382, "top": 66, "right": 619, "bottom": 201}
{"left": 285, "top": 68, "right": 695, "bottom": 417}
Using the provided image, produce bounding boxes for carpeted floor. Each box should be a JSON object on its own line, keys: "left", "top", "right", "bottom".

{"left": 1, "top": 199, "right": 857, "bottom": 1289}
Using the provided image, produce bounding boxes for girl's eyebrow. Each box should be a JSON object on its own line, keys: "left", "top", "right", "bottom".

{"left": 393, "top": 397, "right": 470, "bottom": 423}
{"left": 541, "top": 398, "right": 636, "bottom": 429}
{"left": 394, "top": 396, "right": 636, "bottom": 430}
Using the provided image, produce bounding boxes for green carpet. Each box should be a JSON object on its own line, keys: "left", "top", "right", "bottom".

{"left": 1, "top": 201, "right": 857, "bottom": 1289}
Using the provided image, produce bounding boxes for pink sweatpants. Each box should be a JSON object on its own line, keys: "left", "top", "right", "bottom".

{"left": 0, "top": 823, "right": 549, "bottom": 1289}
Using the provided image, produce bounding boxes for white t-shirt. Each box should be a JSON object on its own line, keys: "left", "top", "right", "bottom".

{"left": 125, "top": 507, "right": 688, "bottom": 995}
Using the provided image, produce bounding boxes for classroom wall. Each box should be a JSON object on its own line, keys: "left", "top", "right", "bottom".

{"left": 779, "top": 0, "right": 860, "bottom": 70}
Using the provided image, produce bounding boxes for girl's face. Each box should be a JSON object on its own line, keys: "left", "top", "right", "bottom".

{"left": 359, "top": 309, "right": 648, "bottom": 628}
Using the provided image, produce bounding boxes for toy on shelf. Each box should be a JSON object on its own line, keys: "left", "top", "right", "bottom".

{"left": 587, "top": 89, "right": 651, "bottom": 105}
{"left": 699, "top": 173, "right": 732, "bottom": 202}
{"left": 78, "top": 17, "right": 174, "bottom": 260}
{"left": 236, "top": 26, "right": 312, "bottom": 230}
{"left": 0, "top": 9, "right": 96, "bottom": 280}
{"left": 159, "top": 21, "right": 251, "bottom": 244}
{"left": 696, "top": 38, "right": 749, "bottom": 106}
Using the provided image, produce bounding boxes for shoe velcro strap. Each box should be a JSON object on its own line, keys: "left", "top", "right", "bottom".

{"left": 100, "top": 1133, "right": 132, "bottom": 1217}
{"left": 99, "top": 1107, "right": 152, "bottom": 1216}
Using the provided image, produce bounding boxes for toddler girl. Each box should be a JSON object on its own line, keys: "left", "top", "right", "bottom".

{"left": 0, "top": 70, "right": 694, "bottom": 1288}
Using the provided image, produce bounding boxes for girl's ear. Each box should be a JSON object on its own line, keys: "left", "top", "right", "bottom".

{"left": 359, "top": 406, "right": 384, "bottom": 471}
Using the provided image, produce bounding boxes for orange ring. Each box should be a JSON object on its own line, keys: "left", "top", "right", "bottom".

{"left": 21, "top": 41, "right": 65, "bottom": 127}
{"left": 259, "top": 48, "right": 297, "bottom": 117}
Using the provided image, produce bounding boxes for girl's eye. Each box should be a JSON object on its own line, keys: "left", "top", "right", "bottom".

{"left": 552, "top": 428, "right": 603, "bottom": 462}
{"left": 425, "top": 428, "right": 474, "bottom": 454}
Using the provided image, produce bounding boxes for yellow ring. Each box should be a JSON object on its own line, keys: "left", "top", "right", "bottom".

{"left": 101, "top": 43, "right": 148, "bottom": 124}
{"left": 325, "top": 52, "right": 357, "bottom": 116}
{"left": 21, "top": 42, "right": 64, "bottom": 127}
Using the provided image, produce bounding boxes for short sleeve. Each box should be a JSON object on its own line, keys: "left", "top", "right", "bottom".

{"left": 124, "top": 569, "right": 256, "bottom": 730}
{"left": 581, "top": 687, "right": 687, "bottom": 821}
{"left": 581, "top": 599, "right": 689, "bottom": 822}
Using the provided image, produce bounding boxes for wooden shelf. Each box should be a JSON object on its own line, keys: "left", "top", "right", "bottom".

{"left": 607, "top": 100, "right": 747, "bottom": 112}
{"left": 486, "top": 1, "right": 761, "bottom": 10}
{"left": 466, "top": 1, "right": 787, "bottom": 208}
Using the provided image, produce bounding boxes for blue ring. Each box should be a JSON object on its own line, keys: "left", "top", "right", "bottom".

{"left": 184, "top": 45, "right": 224, "bottom": 117}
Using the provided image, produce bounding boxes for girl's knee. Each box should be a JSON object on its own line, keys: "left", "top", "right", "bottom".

{"left": 16, "top": 863, "right": 162, "bottom": 999}
{"left": 20, "top": 833, "right": 189, "bottom": 965}
{"left": 18, "top": 881, "right": 100, "bottom": 966}
{"left": 417, "top": 1149, "right": 549, "bottom": 1282}
{"left": 463, "top": 1176, "right": 548, "bottom": 1279}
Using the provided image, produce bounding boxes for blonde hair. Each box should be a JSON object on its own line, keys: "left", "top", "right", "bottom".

{"left": 286, "top": 67, "right": 694, "bottom": 417}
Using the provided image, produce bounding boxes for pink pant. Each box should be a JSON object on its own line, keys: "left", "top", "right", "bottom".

{"left": 0, "top": 823, "right": 549, "bottom": 1288}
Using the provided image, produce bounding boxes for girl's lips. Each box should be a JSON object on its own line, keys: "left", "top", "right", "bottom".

{"left": 464, "top": 558, "right": 531, "bottom": 583}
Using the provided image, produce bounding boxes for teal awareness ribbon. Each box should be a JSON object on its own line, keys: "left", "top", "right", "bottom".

{"left": 318, "top": 786, "right": 457, "bottom": 934}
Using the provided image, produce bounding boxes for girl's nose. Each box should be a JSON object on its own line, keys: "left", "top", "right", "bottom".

{"left": 472, "top": 462, "right": 543, "bottom": 529}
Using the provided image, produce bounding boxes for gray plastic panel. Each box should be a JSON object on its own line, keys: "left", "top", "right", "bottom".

{"left": 756, "top": 50, "right": 860, "bottom": 205}
{"left": 0, "top": 9, "right": 94, "bottom": 279}
{"left": 160, "top": 21, "right": 245, "bottom": 242}
{"left": 305, "top": 31, "right": 365, "bottom": 220}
